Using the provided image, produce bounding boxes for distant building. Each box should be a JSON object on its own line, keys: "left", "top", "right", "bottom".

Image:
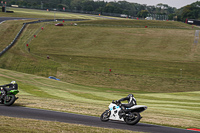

{"left": 145, "top": 17, "right": 153, "bottom": 20}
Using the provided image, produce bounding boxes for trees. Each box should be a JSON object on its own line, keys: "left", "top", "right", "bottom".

{"left": 176, "top": 1, "right": 200, "bottom": 22}
{"left": 6, "top": 0, "right": 178, "bottom": 18}
{"left": 137, "top": 10, "right": 148, "bottom": 18}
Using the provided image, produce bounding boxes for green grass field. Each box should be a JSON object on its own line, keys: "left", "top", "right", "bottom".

{"left": 0, "top": 7, "right": 200, "bottom": 131}
{"left": 2, "top": 20, "right": 200, "bottom": 92}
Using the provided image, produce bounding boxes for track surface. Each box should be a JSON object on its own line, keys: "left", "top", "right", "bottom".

{"left": 0, "top": 17, "right": 34, "bottom": 23}
{"left": 0, "top": 106, "right": 197, "bottom": 133}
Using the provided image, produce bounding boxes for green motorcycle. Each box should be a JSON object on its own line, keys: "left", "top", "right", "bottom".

{"left": 0, "top": 81, "right": 19, "bottom": 106}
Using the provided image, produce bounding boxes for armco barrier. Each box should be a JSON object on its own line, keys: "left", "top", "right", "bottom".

{"left": 0, "top": 23, "right": 27, "bottom": 56}
{"left": 24, "top": 19, "right": 89, "bottom": 24}
{"left": 0, "top": 19, "right": 89, "bottom": 57}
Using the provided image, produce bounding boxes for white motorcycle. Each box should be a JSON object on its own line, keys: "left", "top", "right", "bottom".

{"left": 100, "top": 100, "right": 147, "bottom": 125}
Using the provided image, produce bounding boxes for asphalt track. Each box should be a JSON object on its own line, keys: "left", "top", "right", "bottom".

{"left": 0, "top": 105, "right": 198, "bottom": 133}
{"left": 0, "top": 17, "right": 34, "bottom": 24}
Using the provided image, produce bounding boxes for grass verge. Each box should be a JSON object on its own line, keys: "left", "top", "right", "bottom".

{"left": 0, "top": 116, "right": 141, "bottom": 133}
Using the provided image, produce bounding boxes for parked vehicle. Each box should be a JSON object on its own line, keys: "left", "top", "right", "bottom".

{"left": 100, "top": 100, "right": 147, "bottom": 125}
{"left": 0, "top": 81, "right": 19, "bottom": 106}
{"left": 48, "top": 76, "right": 60, "bottom": 81}
{"left": 55, "top": 23, "right": 63, "bottom": 26}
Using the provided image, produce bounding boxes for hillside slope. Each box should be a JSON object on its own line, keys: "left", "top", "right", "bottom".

{"left": 0, "top": 19, "right": 200, "bottom": 92}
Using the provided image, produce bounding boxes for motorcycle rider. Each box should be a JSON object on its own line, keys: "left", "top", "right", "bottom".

{"left": 0, "top": 81, "right": 17, "bottom": 98}
{"left": 116, "top": 94, "right": 137, "bottom": 118}
{"left": 117, "top": 94, "right": 137, "bottom": 109}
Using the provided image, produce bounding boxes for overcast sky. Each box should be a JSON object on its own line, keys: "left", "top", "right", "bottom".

{"left": 102, "top": 0, "right": 199, "bottom": 8}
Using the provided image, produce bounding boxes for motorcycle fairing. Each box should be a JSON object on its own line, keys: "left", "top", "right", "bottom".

{"left": 109, "top": 103, "right": 124, "bottom": 121}
{"left": 8, "top": 90, "right": 19, "bottom": 95}
{"left": 126, "top": 105, "right": 147, "bottom": 113}
{"left": 108, "top": 103, "right": 147, "bottom": 121}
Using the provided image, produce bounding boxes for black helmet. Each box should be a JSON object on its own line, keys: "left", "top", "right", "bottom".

{"left": 128, "top": 94, "right": 133, "bottom": 98}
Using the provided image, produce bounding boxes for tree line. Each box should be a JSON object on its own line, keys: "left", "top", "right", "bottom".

{"left": 2, "top": 0, "right": 200, "bottom": 21}
{"left": 176, "top": 1, "right": 200, "bottom": 21}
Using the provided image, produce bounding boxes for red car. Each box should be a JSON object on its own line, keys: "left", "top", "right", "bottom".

{"left": 55, "top": 23, "right": 63, "bottom": 26}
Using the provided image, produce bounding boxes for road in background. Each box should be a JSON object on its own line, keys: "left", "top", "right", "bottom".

{"left": 0, "top": 17, "right": 34, "bottom": 24}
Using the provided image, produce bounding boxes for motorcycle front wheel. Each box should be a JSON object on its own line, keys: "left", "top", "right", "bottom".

{"left": 124, "top": 112, "right": 141, "bottom": 125}
{"left": 100, "top": 110, "right": 110, "bottom": 122}
{"left": 4, "top": 94, "right": 16, "bottom": 106}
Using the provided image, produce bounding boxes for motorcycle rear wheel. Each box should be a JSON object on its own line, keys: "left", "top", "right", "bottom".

{"left": 4, "top": 94, "right": 16, "bottom": 106}
{"left": 124, "top": 112, "right": 141, "bottom": 125}
{"left": 100, "top": 110, "right": 110, "bottom": 122}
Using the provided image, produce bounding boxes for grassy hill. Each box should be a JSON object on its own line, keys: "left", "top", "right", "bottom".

{"left": 1, "top": 17, "right": 200, "bottom": 92}
{"left": 0, "top": 7, "right": 200, "bottom": 130}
